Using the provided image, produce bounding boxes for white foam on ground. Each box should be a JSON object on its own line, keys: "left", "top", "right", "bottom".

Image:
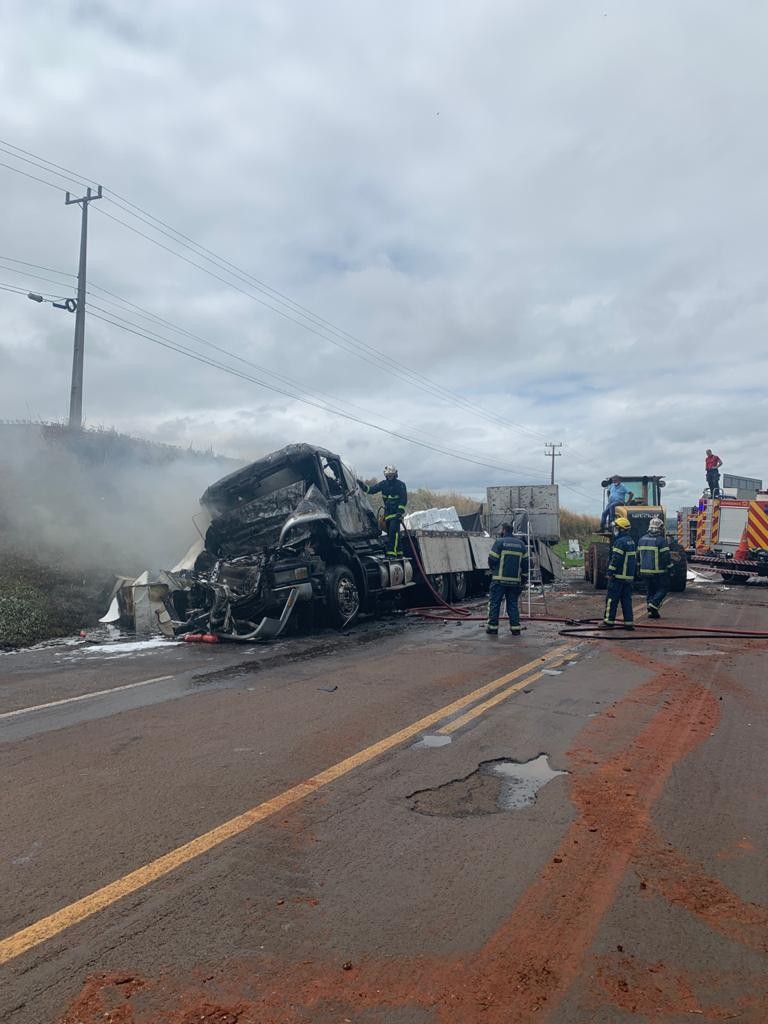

{"left": 81, "top": 638, "right": 180, "bottom": 657}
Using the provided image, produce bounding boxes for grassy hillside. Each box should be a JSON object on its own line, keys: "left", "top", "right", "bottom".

{"left": 0, "top": 548, "right": 110, "bottom": 649}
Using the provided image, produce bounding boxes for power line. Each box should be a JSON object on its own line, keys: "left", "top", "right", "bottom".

{"left": 0, "top": 143, "right": 91, "bottom": 193}
{"left": 85, "top": 308, "right": 547, "bottom": 478}
{"left": 94, "top": 204, "right": 532, "bottom": 430}
{"left": 0, "top": 136, "right": 548, "bottom": 446}
{"left": 0, "top": 247, "right": 548, "bottom": 476}
{"left": 1, "top": 276, "right": 594, "bottom": 499}
{"left": 103, "top": 191, "right": 557, "bottom": 441}
{"left": 97, "top": 199, "right": 558, "bottom": 445}
{"left": 0, "top": 159, "right": 67, "bottom": 193}
{"left": 0, "top": 139, "right": 95, "bottom": 191}
{"left": 0, "top": 261, "right": 76, "bottom": 293}
{"left": 0, "top": 255, "right": 75, "bottom": 279}
{"left": 0, "top": 139, "right": 586, "bottom": 461}
{"left": 86, "top": 283, "right": 546, "bottom": 476}
{"left": 0, "top": 138, "right": 598, "bottom": 476}
{"left": 0, "top": 280, "right": 42, "bottom": 296}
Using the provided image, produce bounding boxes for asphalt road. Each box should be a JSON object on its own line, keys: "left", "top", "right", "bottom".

{"left": 1, "top": 581, "right": 767, "bottom": 1023}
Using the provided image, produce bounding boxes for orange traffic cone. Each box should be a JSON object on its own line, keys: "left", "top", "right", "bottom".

{"left": 734, "top": 526, "right": 749, "bottom": 561}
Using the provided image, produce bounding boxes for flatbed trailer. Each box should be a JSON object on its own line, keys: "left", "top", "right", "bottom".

{"left": 404, "top": 528, "right": 494, "bottom": 602}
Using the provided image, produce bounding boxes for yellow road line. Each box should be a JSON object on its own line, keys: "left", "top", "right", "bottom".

{"left": 0, "top": 643, "right": 575, "bottom": 966}
{"left": 439, "top": 649, "right": 575, "bottom": 735}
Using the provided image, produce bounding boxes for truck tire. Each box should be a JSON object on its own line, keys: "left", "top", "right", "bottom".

{"left": 669, "top": 563, "right": 688, "bottom": 592}
{"left": 450, "top": 571, "right": 468, "bottom": 602}
{"left": 590, "top": 543, "right": 608, "bottom": 590}
{"left": 326, "top": 565, "right": 361, "bottom": 627}
{"left": 428, "top": 573, "right": 450, "bottom": 603}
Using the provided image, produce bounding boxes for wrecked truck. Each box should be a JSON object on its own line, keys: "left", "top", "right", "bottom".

{"left": 114, "top": 443, "right": 496, "bottom": 641}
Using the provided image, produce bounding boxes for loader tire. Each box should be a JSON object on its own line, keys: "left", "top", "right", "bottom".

{"left": 583, "top": 547, "right": 592, "bottom": 582}
{"left": 590, "top": 543, "right": 608, "bottom": 590}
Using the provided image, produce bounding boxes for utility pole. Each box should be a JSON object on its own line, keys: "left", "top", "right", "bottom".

{"left": 65, "top": 184, "right": 102, "bottom": 429}
{"left": 545, "top": 442, "right": 562, "bottom": 485}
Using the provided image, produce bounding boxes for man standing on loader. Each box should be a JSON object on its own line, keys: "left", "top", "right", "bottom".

{"left": 358, "top": 465, "right": 408, "bottom": 557}
{"left": 600, "top": 475, "right": 629, "bottom": 530}
{"left": 486, "top": 522, "right": 529, "bottom": 637}
{"left": 602, "top": 516, "right": 637, "bottom": 629}
{"left": 638, "top": 517, "right": 672, "bottom": 618}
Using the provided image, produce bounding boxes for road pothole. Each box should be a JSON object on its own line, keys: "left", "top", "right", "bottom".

{"left": 407, "top": 755, "right": 568, "bottom": 816}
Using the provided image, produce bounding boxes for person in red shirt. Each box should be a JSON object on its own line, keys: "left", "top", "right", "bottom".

{"left": 705, "top": 449, "right": 723, "bottom": 497}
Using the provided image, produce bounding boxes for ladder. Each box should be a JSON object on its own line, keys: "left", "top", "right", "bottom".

{"left": 510, "top": 507, "right": 549, "bottom": 617}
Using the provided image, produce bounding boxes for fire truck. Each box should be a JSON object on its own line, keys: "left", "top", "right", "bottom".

{"left": 681, "top": 494, "right": 768, "bottom": 583}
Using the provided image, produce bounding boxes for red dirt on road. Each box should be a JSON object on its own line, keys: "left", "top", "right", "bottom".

{"left": 58, "top": 648, "right": 766, "bottom": 1024}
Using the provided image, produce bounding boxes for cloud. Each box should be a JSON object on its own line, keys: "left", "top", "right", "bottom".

{"left": 0, "top": 0, "right": 766, "bottom": 517}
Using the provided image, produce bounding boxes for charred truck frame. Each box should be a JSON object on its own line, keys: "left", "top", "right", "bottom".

{"left": 155, "top": 444, "right": 492, "bottom": 641}
{"left": 125, "top": 440, "right": 495, "bottom": 638}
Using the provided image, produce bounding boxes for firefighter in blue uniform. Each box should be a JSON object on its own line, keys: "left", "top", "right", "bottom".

{"left": 602, "top": 516, "right": 637, "bottom": 629}
{"left": 486, "top": 522, "right": 529, "bottom": 636}
{"left": 358, "top": 465, "right": 408, "bottom": 557}
{"left": 638, "top": 517, "right": 671, "bottom": 618}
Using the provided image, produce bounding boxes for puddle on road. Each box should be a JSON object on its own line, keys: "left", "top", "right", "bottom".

{"left": 408, "top": 755, "right": 568, "bottom": 817}
{"left": 492, "top": 756, "right": 568, "bottom": 809}
{"left": 411, "top": 734, "right": 452, "bottom": 749}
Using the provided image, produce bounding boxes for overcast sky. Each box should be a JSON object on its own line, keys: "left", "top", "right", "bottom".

{"left": 1, "top": 0, "right": 766, "bottom": 513}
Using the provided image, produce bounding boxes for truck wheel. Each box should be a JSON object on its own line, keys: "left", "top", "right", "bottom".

{"left": 670, "top": 564, "right": 688, "bottom": 592}
{"left": 428, "top": 573, "right": 450, "bottom": 603}
{"left": 590, "top": 543, "right": 608, "bottom": 590}
{"left": 326, "top": 566, "right": 360, "bottom": 627}
{"left": 450, "top": 571, "right": 468, "bottom": 602}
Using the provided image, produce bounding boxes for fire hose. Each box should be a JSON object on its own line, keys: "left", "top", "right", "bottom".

{"left": 401, "top": 525, "right": 768, "bottom": 642}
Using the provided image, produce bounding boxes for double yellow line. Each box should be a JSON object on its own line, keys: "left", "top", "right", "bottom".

{"left": 438, "top": 645, "right": 576, "bottom": 735}
{"left": 0, "top": 643, "right": 576, "bottom": 966}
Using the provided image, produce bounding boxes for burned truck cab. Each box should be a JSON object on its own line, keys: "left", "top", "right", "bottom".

{"left": 174, "top": 443, "right": 413, "bottom": 639}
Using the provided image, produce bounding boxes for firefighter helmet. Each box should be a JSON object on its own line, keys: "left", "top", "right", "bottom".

{"left": 384, "top": 465, "right": 398, "bottom": 477}
{"left": 614, "top": 517, "right": 631, "bottom": 530}
{"left": 649, "top": 517, "right": 664, "bottom": 532}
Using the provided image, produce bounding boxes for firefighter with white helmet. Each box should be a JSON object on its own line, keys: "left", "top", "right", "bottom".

{"left": 638, "top": 516, "right": 672, "bottom": 618}
{"left": 357, "top": 465, "right": 408, "bottom": 557}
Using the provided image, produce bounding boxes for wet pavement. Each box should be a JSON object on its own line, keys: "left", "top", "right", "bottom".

{"left": 1, "top": 582, "right": 767, "bottom": 1023}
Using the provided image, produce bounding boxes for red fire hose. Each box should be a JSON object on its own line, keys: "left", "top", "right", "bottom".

{"left": 401, "top": 525, "right": 768, "bottom": 641}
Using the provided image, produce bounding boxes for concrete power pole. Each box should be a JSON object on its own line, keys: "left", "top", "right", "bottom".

{"left": 65, "top": 185, "right": 102, "bottom": 429}
{"left": 545, "top": 442, "right": 562, "bottom": 484}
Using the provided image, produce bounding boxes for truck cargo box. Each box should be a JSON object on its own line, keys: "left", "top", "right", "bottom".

{"left": 485, "top": 485, "right": 560, "bottom": 543}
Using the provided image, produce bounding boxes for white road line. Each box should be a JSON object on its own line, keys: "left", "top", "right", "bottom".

{"left": 0, "top": 676, "right": 175, "bottom": 720}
